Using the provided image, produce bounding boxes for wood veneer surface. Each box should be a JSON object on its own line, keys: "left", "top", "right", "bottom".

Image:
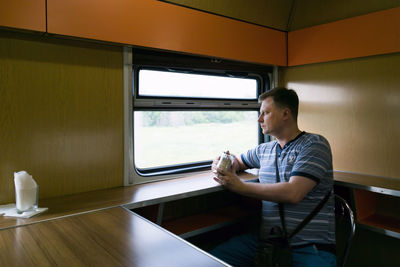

{"left": 358, "top": 214, "right": 400, "bottom": 233}
{"left": 47, "top": 0, "right": 287, "bottom": 66}
{"left": 282, "top": 53, "right": 400, "bottom": 179}
{"left": 353, "top": 189, "right": 376, "bottom": 221}
{"left": 1, "top": 169, "right": 398, "bottom": 231}
{"left": 0, "top": 207, "right": 228, "bottom": 267}
{"left": 0, "top": 32, "right": 123, "bottom": 203}
{"left": 288, "top": 7, "right": 400, "bottom": 66}
{"left": 162, "top": 205, "right": 253, "bottom": 235}
{"left": 0, "top": 171, "right": 257, "bottom": 230}
{"left": 0, "top": 0, "right": 45, "bottom": 32}
{"left": 288, "top": 0, "right": 400, "bottom": 31}
{"left": 165, "top": 0, "right": 293, "bottom": 31}
{"left": 335, "top": 172, "right": 400, "bottom": 191}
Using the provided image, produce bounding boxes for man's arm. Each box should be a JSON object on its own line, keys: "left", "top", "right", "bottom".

{"left": 235, "top": 175, "right": 316, "bottom": 203}
{"left": 213, "top": 169, "right": 316, "bottom": 204}
{"left": 233, "top": 154, "right": 248, "bottom": 172}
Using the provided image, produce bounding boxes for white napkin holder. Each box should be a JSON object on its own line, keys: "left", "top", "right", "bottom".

{"left": 14, "top": 171, "right": 38, "bottom": 213}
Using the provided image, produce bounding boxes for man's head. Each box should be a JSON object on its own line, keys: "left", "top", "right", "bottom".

{"left": 257, "top": 87, "right": 299, "bottom": 135}
{"left": 258, "top": 87, "right": 299, "bottom": 121}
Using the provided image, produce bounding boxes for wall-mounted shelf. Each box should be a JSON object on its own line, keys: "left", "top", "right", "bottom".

{"left": 334, "top": 171, "right": 400, "bottom": 239}
{"left": 354, "top": 188, "right": 400, "bottom": 239}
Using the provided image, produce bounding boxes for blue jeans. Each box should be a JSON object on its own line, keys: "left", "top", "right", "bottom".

{"left": 209, "top": 232, "right": 336, "bottom": 267}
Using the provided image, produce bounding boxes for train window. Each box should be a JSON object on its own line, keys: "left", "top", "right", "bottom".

{"left": 131, "top": 49, "right": 272, "bottom": 180}
{"left": 138, "top": 69, "right": 258, "bottom": 99}
{"left": 134, "top": 110, "right": 259, "bottom": 171}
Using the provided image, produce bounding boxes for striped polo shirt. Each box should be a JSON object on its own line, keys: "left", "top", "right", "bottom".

{"left": 241, "top": 132, "right": 335, "bottom": 246}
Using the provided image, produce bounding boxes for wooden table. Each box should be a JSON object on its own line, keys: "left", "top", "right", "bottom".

{"left": 0, "top": 171, "right": 257, "bottom": 267}
{"left": 1, "top": 168, "right": 398, "bottom": 265}
{"left": 0, "top": 207, "right": 228, "bottom": 266}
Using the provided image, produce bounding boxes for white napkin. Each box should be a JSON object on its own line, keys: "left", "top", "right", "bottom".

{"left": 0, "top": 204, "right": 48, "bottom": 219}
{"left": 0, "top": 204, "right": 16, "bottom": 215}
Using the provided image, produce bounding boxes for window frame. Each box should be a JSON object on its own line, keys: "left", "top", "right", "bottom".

{"left": 126, "top": 48, "right": 273, "bottom": 185}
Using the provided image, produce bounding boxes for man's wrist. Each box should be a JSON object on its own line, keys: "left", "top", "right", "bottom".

{"left": 235, "top": 178, "right": 248, "bottom": 195}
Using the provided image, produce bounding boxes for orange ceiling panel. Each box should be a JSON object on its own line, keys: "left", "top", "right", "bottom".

{"left": 0, "top": 0, "right": 46, "bottom": 32}
{"left": 288, "top": 7, "right": 400, "bottom": 66}
{"left": 47, "top": 0, "right": 287, "bottom": 66}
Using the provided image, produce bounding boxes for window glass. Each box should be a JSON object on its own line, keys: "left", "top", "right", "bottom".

{"left": 134, "top": 111, "right": 259, "bottom": 169}
{"left": 138, "top": 69, "right": 258, "bottom": 99}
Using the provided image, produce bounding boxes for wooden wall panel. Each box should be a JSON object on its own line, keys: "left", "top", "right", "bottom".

{"left": 288, "top": 7, "right": 400, "bottom": 66}
{"left": 280, "top": 53, "right": 400, "bottom": 179}
{"left": 0, "top": 32, "right": 123, "bottom": 204}
{"left": 47, "top": 0, "right": 287, "bottom": 66}
{"left": 0, "top": 0, "right": 46, "bottom": 32}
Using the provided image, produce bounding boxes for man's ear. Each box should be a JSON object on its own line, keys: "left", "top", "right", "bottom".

{"left": 282, "top": 107, "right": 291, "bottom": 119}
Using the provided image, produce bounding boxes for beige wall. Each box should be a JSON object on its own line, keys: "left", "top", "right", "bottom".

{"left": 0, "top": 32, "right": 123, "bottom": 204}
{"left": 165, "top": 0, "right": 293, "bottom": 31}
{"left": 288, "top": 0, "right": 400, "bottom": 30}
{"left": 166, "top": 0, "right": 400, "bottom": 31}
{"left": 280, "top": 53, "right": 400, "bottom": 178}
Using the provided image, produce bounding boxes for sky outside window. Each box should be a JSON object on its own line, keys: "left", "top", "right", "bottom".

{"left": 138, "top": 69, "right": 258, "bottom": 99}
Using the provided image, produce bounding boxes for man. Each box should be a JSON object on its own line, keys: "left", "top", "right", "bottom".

{"left": 211, "top": 87, "right": 336, "bottom": 267}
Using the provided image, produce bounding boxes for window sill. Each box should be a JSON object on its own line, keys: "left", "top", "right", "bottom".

{"left": 0, "top": 170, "right": 258, "bottom": 230}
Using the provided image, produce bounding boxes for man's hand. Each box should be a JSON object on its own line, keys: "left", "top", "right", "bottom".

{"left": 213, "top": 167, "right": 245, "bottom": 193}
{"left": 211, "top": 152, "right": 243, "bottom": 173}
{"left": 211, "top": 156, "right": 221, "bottom": 174}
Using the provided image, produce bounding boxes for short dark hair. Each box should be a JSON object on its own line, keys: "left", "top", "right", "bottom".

{"left": 259, "top": 87, "right": 299, "bottom": 120}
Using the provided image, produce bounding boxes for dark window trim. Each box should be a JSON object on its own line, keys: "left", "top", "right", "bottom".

{"left": 136, "top": 160, "right": 212, "bottom": 177}
{"left": 132, "top": 48, "right": 272, "bottom": 177}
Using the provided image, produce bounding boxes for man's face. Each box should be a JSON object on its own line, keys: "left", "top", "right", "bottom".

{"left": 258, "top": 97, "right": 285, "bottom": 135}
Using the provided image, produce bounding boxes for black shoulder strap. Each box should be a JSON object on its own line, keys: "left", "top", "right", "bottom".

{"left": 275, "top": 143, "right": 331, "bottom": 240}
{"left": 275, "top": 144, "right": 289, "bottom": 238}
